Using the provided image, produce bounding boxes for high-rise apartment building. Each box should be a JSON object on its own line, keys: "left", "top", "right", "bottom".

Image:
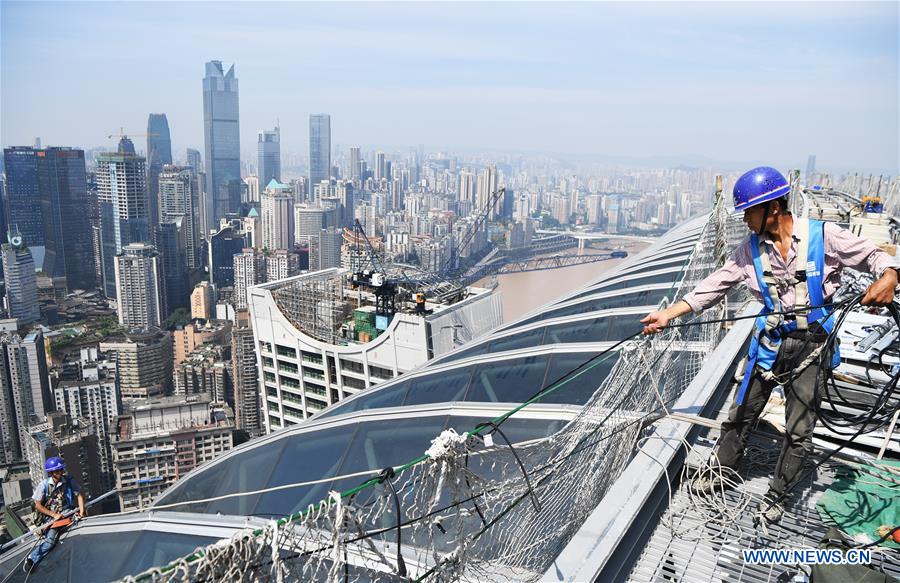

{"left": 244, "top": 175, "right": 260, "bottom": 204}
{"left": 232, "top": 248, "right": 265, "bottom": 310}
{"left": 231, "top": 310, "right": 260, "bottom": 437}
{"left": 261, "top": 180, "right": 294, "bottom": 250}
{"left": 53, "top": 372, "right": 120, "bottom": 492}
{"left": 25, "top": 412, "right": 104, "bottom": 499}
{"left": 0, "top": 330, "right": 52, "bottom": 463}
{"left": 158, "top": 165, "right": 200, "bottom": 270}
{"left": 1, "top": 231, "right": 39, "bottom": 326}
{"left": 147, "top": 114, "right": 173, "bottom": 231}
{"left": 202, "top": 61, "right": 241, "bottom": 235}
{"left": 308, "top": 114, "right": 331, "bottom": 195}
{"left": 477, "top": 165, "right": 499, "bottom": 219}
{"left": 257, "top": 127, "right": 280, "bottom": 186}
{"left": 190, "top": 281, "right": 214, "bottom": 320}
{"left": 114, "top": 243, "right": 164, "bottom": 329}
{"left": 111, "top": 395, "right": 234, "bottom": 511}
{"left": 266, "top": 249, "right": 299, "bottom": 282}
{"left": 96, "top": 138, "right": 151, "bottom": 298}
{"left": 309, "top": 227, "right": 343, "bottom": 271}
{"left": 99, "top": 328, "right": 171, "bottom": 400}
{"left": 294, "top": 205, "right": 326, "bottom": 246}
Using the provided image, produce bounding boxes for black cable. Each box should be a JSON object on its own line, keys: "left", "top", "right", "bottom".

{"left": 473, "top": 421, "right": 541, "bottom": 512}
{"left": 377, "top": 467, "right": 407, "bottom": 578}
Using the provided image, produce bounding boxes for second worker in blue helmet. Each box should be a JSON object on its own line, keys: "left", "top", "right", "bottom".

{"left": 640, "top": 166, "right": 899, "bottom": 525}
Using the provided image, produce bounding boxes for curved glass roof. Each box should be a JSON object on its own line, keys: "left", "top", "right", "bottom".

{"left": 0, "top": 216, "right": 710, "bottom": 581}
{"left": 151, "top": 216, "right": 706, "bottom": 519}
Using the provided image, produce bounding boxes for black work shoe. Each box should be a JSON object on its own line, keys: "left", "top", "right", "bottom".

{"left": 23, "top": 558, "right": 34, "bottom": 573}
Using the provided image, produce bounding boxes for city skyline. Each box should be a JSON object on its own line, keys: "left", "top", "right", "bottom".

{"left": 1, "top": 2, "right": 897, "bottom": 174}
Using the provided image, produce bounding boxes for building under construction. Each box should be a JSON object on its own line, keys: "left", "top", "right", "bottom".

{"left": 247, "top": 267, "right": 501, "bottom": 428}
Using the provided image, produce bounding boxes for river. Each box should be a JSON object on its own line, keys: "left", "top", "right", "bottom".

{"left": 476, "top": 240, "right": 653, "bottom": 323}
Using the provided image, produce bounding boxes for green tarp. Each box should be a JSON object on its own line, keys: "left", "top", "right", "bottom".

{"left": 816, "top": 460, "right": 900, "bottom": 550}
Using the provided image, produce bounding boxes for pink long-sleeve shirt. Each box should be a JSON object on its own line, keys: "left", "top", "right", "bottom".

{"left": 682, "top": 220, "right": 899, "bottom": 313}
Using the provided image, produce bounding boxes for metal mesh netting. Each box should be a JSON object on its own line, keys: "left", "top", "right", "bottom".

{"left": 123, "top": 199, "right": 743, "bottom": 583}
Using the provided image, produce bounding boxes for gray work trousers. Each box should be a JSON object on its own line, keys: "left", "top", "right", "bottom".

{"left": 715, "top": 335, "right": 824, "bottom": 496}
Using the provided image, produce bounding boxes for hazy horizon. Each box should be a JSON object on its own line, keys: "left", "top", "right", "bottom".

{"left": 2, "top": 1, "right": 898, "bottom": 174}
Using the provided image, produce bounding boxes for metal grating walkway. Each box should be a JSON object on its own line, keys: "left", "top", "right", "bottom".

{"left": 626, "top": 428, "right": 900, "bottom": 583}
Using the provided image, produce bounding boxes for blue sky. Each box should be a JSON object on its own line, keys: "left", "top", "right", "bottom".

{"left": 1, "top": 1, "right": 898, "bottom": 172}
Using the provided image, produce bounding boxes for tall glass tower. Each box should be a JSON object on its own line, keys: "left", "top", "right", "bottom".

{"left": 3, "top": 146, "right": 93, "bottom": 290}
{"left": 257, "top": 126, "right": 281, "bottom": 187}
{"left": 308, "top": 114, "right": 331, "bottom": 196}
{"left": 202, "top": 61, "right": 241, "bottom": 237}
{"left": 147, "top": 114, "right": 173, "bottom": 229}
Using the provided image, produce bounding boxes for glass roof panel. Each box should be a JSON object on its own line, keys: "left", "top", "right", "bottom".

{"left": 253, "top": 424, "right": 359, "bottom": 518}
{"left": 329, "top": 416, "right": 449, "bottom": 502}
{"left": 465, "top": 355, "right": 550, "bottom": 403}
{"left": 403, "top": 368, "right": 472, "bottom": 406}
{"left": 68, "top": 530, "right": 142, "bottom": 581}
{"left": 513, "top": 286, "right": 670, "bottom": 329}
{"left": 537, "top": 351, "right": 621, "bottom": 405}
{"left": 568, "top": 269, "right": 682, "bottom": 302}
{"left": 203, "top": 437, "right": 286, "bottom": 515}
{"left": 155, "top": 436, "right": 287, "bottom": 513}
{"left": 485, "top": 326, "right": 547, "bottom": 353}
{"left": 125, "top": 531, "right": 221, "bottom": 577}
{"left": 322, "top": 379, "right": 411, "bottom": 418}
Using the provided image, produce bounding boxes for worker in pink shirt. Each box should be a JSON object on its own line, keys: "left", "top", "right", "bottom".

{"left": 641, "top": 166, "right": 899, "bottom": 524}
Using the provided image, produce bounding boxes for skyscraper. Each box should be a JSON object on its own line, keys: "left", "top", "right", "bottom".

{"left": 349, "top": 146, "right": 361, "bottom": 184}
{"left": 147, "top": 114, "right": 173, "bottom": 230}
{"left": 309, "top": 227, "right": 342, "bottom": 271}
{"left": 96, "top": 138, "right": 151, "bottom": 298}
{"left": 308, "top": 114, "right": 331, "bottom": 195}
{"left": 208, "top": 222, "right": 247, "bottom": 288}
{"left": 261, "top": 180, "right": 294, "bottom": 250}
{"left": 3, "top": 147, "right": 45, "bottom": 266}
{"left": 2, "top": 231, "right": 39, "bottom": 326}
{"left": 39, "top": 147, "right": 94, "bottom": 290}
{"left": 114, "top": 243, "right": 164, "bottom": 329}
{"left": 375, "top": 151, "right": 387, "bottom": 182}
{"left": 158, "top": 166, "right": 200, "bottom": 270}
{"left": 186, "top": 148, "right": 202, "bottom": 172}
{"left": 157, "top": 219, "right": 189, "bottom": 312}
{"left": 202, "top": 61, "right": 241, "bottom": 235}
{"left": 257, "top": 126, "right": 281, "bottom": 186}
{"left": 3, "top": 147, "right": 93, "bottom": 290}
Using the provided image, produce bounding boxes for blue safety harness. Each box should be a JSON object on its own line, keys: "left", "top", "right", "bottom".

{"left": 736, "top": 219, "right": 839, "bottom": 405}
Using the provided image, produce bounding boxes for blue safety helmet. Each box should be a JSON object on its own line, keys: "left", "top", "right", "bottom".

{"left": 44, "top": 456, "right": 65, "bottom": 473}
{"left": 732, "top": 166, "right": 790, "bottom": 211}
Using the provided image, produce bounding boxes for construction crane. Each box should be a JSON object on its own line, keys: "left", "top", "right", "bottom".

{"left": 107, "top": 127, "right": 159, "bottom": 140}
